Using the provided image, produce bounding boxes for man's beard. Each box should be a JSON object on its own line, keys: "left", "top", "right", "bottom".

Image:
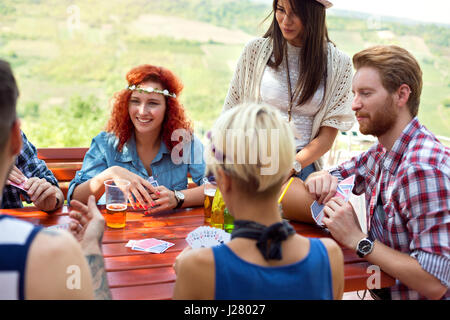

{"left": 357, "top": 96, "right": 397, "bottom": 138}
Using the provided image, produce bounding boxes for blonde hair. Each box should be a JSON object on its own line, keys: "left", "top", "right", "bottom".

{"left": 206, "top": 103, "right": 295, "bottom": 196}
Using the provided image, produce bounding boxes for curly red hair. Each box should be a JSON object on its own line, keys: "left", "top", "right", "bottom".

{"left": 106, "top": 65, "right": 193, "bottom": 152}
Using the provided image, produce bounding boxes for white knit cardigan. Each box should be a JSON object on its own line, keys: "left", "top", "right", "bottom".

{"left": 223, "top": 37, "right": 355, "bottom": 170}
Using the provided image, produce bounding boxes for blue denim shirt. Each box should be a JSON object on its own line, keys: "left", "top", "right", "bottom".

{"left": 67, "top": 131, "right": 206, "bottom": 204}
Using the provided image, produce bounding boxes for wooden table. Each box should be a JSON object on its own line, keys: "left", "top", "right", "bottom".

{"left": 3, "top": 205, "right": 395, "bottom": 300}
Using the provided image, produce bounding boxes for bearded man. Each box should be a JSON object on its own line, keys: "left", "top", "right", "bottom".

{"left": 302, "top": 45, "right": 449, "bottom": 300}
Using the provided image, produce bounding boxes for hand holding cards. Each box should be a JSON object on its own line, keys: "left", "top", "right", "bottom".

{"left": 186, "top": 226, "right": 231, "bottom": 249}
{"left": 8, "top": 177, "right": 29, "bottom": 192}
{"left": 311, "top": 175, "right": 355, "bottom": 226}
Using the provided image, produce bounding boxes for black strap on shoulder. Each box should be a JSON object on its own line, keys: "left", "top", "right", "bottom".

{"left": 231, "top": 219, "right": 296, "bottom": 261}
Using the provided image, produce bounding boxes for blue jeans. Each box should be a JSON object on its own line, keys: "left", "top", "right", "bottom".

{"left": 294, "top": 163, "right": 316, "bottom": 181}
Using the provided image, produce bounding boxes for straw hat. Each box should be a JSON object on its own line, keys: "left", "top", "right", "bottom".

{"left": 315, "top": 0, "right": 333, "bottom": 9}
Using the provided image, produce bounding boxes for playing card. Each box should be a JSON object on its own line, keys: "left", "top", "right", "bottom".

{"left": 310, "top": 175, "right": 356, "bottom": 227}
{"left": 145, "top": 242, "right": 174, "bottom": 253}
{"left": 125, "top": 240, "right": 137, "bottom": 248}
{"left": 340, "top": 175, "right": 355, "bottom": 186}
{"left": 186, "top": 226, "right": 230, "bottom": 249}
{"left": 134, "top": 238, "right": 163, "bottom": 250}
{"left": 335, "top": 185, "right": 347, "bottom": 201}
{"left": 126, "top": 238, "right": 174, "bottom": 254}
{"left": 311, "top": 201, "right": 325, "bottom": 226}
{"left": 147, "top": 176, "right": 159, "bottom": 188}
{"left": 9, "top": 177, "right": 29, "bottom": 192}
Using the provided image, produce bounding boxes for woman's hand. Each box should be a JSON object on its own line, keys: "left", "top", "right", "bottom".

{"left": 144, "top": 185, "right": 179, "bottom": 214}
{"left": 107, "top": 166, "right": 159, "bottom": 210}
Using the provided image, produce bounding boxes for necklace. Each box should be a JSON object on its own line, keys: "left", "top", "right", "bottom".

{"left": 285, "top": 45, "right": 298, "bottom": 122}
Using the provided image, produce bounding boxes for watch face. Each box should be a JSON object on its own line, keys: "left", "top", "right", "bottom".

{"left": 175, "top": 190, "right": 185, "bottom": 200}
{"left": 358, "top": 239, "right": 372, "bottom": 254}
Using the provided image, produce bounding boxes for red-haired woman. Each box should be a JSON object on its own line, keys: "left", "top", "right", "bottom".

{"left": 68, "top": 65, "right": 206, "bottom": 213}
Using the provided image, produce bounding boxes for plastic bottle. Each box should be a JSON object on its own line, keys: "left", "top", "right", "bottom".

{"left": 223, "top": 208, "right": 234, "bottom": 233}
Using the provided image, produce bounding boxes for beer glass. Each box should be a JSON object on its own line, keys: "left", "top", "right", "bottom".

{"left": 104, "top": 179, "right": 130, "bottom": 228}
{"left": 203, "top": 178, "right": 217, "bottom": 224}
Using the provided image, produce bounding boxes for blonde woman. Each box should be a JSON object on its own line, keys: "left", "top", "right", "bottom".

{"left": 223, "top": 0, "right": 355, "bottom": 222}
{"left": 173, "top": 103, "right": 344, "bottom": 300}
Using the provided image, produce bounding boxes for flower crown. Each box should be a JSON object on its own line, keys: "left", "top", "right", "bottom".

{"left": 126, "top": 84, "right": 177, "bottom": 98}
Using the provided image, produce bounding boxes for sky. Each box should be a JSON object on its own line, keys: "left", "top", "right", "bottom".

{"left": 330, "top": 0, "right": 450, "bottom": 25}
{"left": 254, "top": 0, "right": 450, "bottom": 25}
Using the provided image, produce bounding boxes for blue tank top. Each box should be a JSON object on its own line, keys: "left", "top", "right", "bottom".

{"left": 0, "top": 215, "right": 42, "bottom": 300}
{"left": 213, "top": 238, "right": 333, "bottom": 300}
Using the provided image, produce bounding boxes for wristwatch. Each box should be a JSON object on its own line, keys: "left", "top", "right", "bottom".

{"left": 174, "top": 190, "right": 185, "bottom": 209}
{"left": 356, "top": 237, "right": 374, "bottom": 258}
{"left": 292, "top": 160, "right": 302, "bottom": 175}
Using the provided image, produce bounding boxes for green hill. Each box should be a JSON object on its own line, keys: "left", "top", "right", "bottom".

{"left": 0, "top": 0, "right": 448, "bottom": 147}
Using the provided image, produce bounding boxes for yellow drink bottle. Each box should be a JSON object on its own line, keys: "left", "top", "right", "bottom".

{"left": 211, "top": 188, "right": 225, "bottom": 229}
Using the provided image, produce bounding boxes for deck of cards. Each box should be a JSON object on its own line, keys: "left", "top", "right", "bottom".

{"left": 186, "top": 226, "right": 231, "bottom": 249}
{"left": 126, "top": 238, "right": 174, "bottom": 253}
{"left": 311, "top": 175, "right": 355, "bottom": 227}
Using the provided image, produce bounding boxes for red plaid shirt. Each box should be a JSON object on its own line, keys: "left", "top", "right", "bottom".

{"left": 330, "top": 118, "right": 449, "bottom": 300}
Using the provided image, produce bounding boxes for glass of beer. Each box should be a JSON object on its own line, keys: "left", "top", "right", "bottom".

{"left": 104, "top": 179, "right": 130, "bottom": 229}
{"left": 203, "top": 178, "right": 217, "bottom": 224}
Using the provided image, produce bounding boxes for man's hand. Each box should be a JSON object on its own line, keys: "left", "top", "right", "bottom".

{"left": 6, "top": 165, "right": 27, "bottom": 186}
{"left": 69, "top": 195, "right": 106, "bottom": 254}
{"left": 322, "top": 196, "right": 366, "bottom": 250}
{"left": 305, "top": 170, "right": 339, "bottom": 204}
{"left": 24, "top": 177, "right": 60, "bottom": 212}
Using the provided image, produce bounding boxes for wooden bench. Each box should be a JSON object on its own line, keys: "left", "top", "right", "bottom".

{"left": 37, "top": 147, "right": 197, "bottom": 199}
{"left": 37, "top": 147, "right": 88, "bottom": 198}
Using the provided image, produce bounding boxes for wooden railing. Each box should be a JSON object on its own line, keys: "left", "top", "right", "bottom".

{"left": 37, "top": 147, "right": 197, "bottom": 199}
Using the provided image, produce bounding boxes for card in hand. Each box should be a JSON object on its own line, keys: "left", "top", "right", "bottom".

{"left": 186, "top": 226, "right": 231, "bottom": 249}
{"left": 9, "top": 177, "right": 29, "bottom": 192}
{"left": 311, "top": 201, "right": 325, "bottom": 226}
{"left": 147, "top": 176, "right": 159, "bottom": 188}
{"left": 310, "top": 175, "right": 356, "bottom": 227}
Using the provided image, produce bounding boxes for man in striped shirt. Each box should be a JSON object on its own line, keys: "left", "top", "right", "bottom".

{"left": 305, "top": 45, "right": 449, "bottom": 299}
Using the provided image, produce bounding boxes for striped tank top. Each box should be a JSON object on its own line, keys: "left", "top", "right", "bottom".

{"left": 0, "top": 215, "right": 42, "bottom": 300}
